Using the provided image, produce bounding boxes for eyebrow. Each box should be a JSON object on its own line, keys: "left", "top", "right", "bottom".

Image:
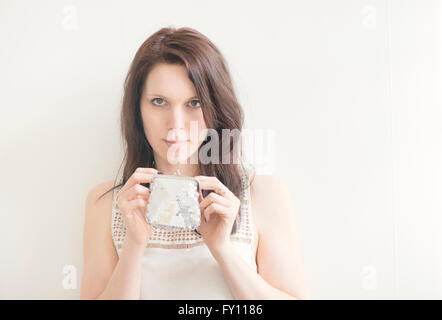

{"left": 146, "top": 94, "right": 199, "bottom": 100}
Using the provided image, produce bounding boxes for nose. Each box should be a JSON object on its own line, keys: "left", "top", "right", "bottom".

{"left": 169, "top": 105, "right": 186, "bottom": 128}
{"left": 167, "top": 105, "right": 187, "bottom": 138}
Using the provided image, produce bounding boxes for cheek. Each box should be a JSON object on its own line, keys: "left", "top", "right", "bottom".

{"left": 141, "top": 109, "right": 161, "bottom": 139}
{"left": 195, "top": 111, "right": 207, "bottom": 131}
{"left": 194, "top": 112, "right": 208, "bottom": 142}
{"left": 186, "top": 111, "right": 206, "bottom": 147}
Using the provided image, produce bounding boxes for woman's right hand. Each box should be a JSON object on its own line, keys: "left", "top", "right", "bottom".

{"left": 116, "top": 167, "right": 158, "bottom": 248}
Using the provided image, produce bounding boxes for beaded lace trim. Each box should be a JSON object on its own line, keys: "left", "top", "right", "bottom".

{"left": 111, "top": 166, "right": 255, "bottom": 250}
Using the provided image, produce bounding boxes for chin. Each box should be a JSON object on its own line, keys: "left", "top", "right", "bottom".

{"left": 161, "top": 145, "right": 198, "bottom": 164}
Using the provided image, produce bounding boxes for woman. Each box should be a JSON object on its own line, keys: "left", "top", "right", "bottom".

{"left": 80, "top": 27, "right": 308, "bottom": 300}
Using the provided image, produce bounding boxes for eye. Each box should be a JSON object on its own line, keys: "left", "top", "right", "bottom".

{"left": 151, "top": 98, "right": 165, "bottom": 106}
{"left": 189, "top": 100, "right": 201, "bottom": 108}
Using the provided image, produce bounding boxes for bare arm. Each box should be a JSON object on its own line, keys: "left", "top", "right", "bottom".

{"left": 213, "top": 174, "right": 309, "bottom": 299}
{"left": 95, "top": 239, "right": 145, "bottom": 300}
{"left": 80, "top": 181, "right": 144, "bottom": 300}
{"left": 253, "top": 175, "right": 309, "bottom": 299}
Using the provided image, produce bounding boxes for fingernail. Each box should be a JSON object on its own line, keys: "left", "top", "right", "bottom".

{"left": 158, "top": 171, "right": 163, "bottom": 174}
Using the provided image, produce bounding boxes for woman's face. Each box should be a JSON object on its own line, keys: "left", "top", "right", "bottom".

{"left": 140, "top": 63, "right": 208, "bottom": 165}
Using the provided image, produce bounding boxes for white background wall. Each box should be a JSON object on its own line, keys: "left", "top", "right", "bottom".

{"left": 0, "top": 0, "right": 440, "bottom": 299}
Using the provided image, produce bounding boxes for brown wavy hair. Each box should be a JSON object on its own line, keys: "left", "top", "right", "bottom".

{"left": 97, "top": 26, "right": 255, "bottom": 233}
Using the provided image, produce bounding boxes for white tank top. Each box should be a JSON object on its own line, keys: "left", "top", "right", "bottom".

{"left": 111, "top": 165, "right": 257, "bottom": 299}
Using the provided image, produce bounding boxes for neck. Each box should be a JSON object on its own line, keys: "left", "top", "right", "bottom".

{"left": 153, "top": 158, "right": 201, "bottom": 177}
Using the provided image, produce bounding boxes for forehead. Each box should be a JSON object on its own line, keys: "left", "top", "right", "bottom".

{"left": 144, "top": 63, "right": 197, "bottom": 100}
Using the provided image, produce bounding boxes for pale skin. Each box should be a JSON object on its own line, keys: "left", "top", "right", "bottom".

{"left": 80, "top": 63, "right": 309, "bottom": 299}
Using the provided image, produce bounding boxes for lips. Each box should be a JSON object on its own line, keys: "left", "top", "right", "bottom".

{"left": 163, "top": 139, "right": 188, "bottom": 146}
{"left": 164, "top": 140, "right": 187, "bottom": 143}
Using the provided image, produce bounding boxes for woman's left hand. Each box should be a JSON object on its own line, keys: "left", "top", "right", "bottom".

{"left": 195, "top": 176, "right": 241, "bottom": 257}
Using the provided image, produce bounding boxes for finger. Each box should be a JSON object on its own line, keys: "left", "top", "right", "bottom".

{"left": 125, "top": 184, "right": 150, "bottom": 202}
{"left": 199, "top": 191, "right": 231, "bottom": 213}
{"left": 120, "top": 186, "right": 150, "bottom": 208}
{"left": 119, "top": 168, "right": 158, "bottom": 194}
{"left": 117, "top": 184, "right": 149, "bottom": 211}
{"left": 120, "top": 197, "right": 147, "bottom": 216}
{"left": 203, "top": 202, "right": 230, "bottom": 223}
{"left": 195, "top": 176, "right": 235, "bottom": 200}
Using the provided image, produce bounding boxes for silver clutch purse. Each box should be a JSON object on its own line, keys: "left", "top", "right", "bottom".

{"left": 145, "top": 174, "right": 201, "bottom": 231}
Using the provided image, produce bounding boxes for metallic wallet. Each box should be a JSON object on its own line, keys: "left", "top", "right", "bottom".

{"left": 145, "top": 174, "right": 201, "bottom": 231}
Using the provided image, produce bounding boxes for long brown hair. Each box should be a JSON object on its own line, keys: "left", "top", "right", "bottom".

{"left": 97, "top": 26, "right": 255, "bottom": 233}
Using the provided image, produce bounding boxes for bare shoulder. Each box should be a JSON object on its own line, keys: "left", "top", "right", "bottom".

{"left": 86, "top": 180, "right": 117, "bottom": 208}
{"left": 250, "top": 174, "right": 288, "bottom": 208}
{"left": 250, "top": 174, "right": 286, "bottom": 195}
{"left": 83, "top": 179, "right": 118, "bottom": 243}
{"left": 83, "top": 179, "right": 118, "bottom": 245}
{"left": 249, "top": 174, "right": 289, "bottom": 228}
